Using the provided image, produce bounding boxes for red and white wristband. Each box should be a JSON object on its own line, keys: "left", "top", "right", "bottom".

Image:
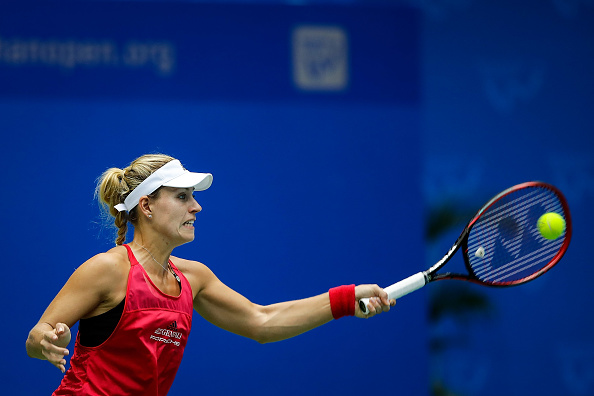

{"left": 329, "top": 284, "right": 356, "bottom": 319}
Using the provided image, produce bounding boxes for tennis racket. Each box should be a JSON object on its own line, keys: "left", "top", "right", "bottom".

{"left": 359, "top": 181, "right": 572, "bottom": 314}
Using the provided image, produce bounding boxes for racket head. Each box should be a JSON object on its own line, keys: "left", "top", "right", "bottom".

{"left": 461, "top": 181, "right": 571, "bottom": 286}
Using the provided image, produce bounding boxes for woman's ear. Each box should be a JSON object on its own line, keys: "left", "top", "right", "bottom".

{"left": 138, "top": 196, "right": 152, "bottom": 219}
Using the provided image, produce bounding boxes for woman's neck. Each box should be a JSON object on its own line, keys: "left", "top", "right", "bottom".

{"left": 131, "top": 237, "right": 173, "bottom": 275}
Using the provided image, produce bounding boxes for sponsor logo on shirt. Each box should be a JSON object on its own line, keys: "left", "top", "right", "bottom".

{"left": 150, "top": 321, "right": 182, "bottom": 346}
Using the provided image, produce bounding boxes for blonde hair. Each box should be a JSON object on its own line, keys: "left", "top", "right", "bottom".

{"left": 96, "top": 154, "right": 176, "bottom": 245}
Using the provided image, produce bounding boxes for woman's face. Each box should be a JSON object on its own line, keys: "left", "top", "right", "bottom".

{"left": 148, "top": 187, "right": 202, "bottom": 246}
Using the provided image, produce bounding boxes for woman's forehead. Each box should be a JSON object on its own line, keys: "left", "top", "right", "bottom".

{"left": 162, "top": 186, "right": 195, "bottom": 193}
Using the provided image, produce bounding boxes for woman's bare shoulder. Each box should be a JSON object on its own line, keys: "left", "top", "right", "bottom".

{"left": 73, "top": 246, "right": 130, "bottom": 286}
{"left": 170, "top": 256, "right": 209, "bottom": 273}
{"left": 170, "top": 256, "right": 215, "bottom": 296}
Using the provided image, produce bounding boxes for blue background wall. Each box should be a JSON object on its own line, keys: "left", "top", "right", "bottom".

{"left": 2, "top": 1, "right": 593, "bottom": 395}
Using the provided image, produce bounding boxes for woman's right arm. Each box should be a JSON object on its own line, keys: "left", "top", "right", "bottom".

{"left": 26, "top": 251, "right": 126, "bottom": 372}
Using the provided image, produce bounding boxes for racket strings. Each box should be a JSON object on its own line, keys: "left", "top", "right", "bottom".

{"left": 466, "top": 186, "right": 568, "bottom": 284}
{"left": 470, "top": 193, "right": 557, "bottom": 256}
{"left": 468, "top": 190, "right": 548, "bottom": 262}
{"left": 474, "top": 241, "right": 563, "bottom": 281}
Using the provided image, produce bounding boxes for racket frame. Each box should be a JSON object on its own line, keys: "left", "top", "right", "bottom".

{"left": 426, "top": 181, "right": 572, "bottom": 287}
{"left": 358, "top": 181, "right": 572, "bottom": 314}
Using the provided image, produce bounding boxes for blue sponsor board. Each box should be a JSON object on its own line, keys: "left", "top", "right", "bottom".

{"left": 0, "top": 2, "right": 419, "bottom": 103}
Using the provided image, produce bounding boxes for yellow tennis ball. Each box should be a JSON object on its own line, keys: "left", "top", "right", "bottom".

{"left": 537, "top": 212, "right": 566, "bottom": 240}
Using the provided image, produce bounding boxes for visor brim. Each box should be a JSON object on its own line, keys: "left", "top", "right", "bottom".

{"left": 162, "top": 171, "right": 213, "bottom": 191}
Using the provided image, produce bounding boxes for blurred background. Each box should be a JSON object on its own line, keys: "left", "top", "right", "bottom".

{"left": 2, "top": 0, "right": 592, "bottom": 395}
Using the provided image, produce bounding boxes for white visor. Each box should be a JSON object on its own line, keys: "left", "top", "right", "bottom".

{"left": 114, "top": 159, "right": 212, "bottom": 212}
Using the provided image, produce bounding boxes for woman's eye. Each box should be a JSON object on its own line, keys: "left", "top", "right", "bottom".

{"left": 178, "top": 193, "right": 187, "bottom": 200}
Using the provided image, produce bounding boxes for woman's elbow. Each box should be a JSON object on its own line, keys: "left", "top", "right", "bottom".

{"left": 245, "top": 323, "right": 273, "bottom": 344}
{"left": 246, "top": 312, "right": 275, "bottom": 344}
{"left": 253, "top": 332, "right": 275, "bottom": 344}
{"left": 25, "top": 332, "right": 40, "bottom": 358}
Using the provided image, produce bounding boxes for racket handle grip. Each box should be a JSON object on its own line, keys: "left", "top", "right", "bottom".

{"left": 358, "top": 272, "right": 427, "bottom": 315}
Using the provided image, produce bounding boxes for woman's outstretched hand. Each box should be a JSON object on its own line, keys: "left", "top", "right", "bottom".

{"left": 354, "top": 284, "right": 396, "bottom": 318}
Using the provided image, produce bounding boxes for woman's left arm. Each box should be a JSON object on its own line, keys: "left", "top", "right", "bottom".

{"left": 178, "top": 259, "right": 393, "bottom": 344}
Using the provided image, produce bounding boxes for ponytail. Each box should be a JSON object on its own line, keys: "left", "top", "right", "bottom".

{"left": 95, "top": 154, "right": 175, "bottom": 245}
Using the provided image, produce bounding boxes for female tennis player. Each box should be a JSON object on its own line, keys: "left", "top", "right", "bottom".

{"left": 26, "top": 154, "right": 394, "bottom": 395}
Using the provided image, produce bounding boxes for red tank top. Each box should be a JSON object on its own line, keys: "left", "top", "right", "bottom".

{"left": 54, "top": 245, "right": 194, "bottom": 396}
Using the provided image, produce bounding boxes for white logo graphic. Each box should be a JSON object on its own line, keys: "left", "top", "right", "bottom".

{"left": 151, "top": 322, "right": 182, "bottom": 347}
{"left": 292, "top": 26, "right": 348, "bottom": 91}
